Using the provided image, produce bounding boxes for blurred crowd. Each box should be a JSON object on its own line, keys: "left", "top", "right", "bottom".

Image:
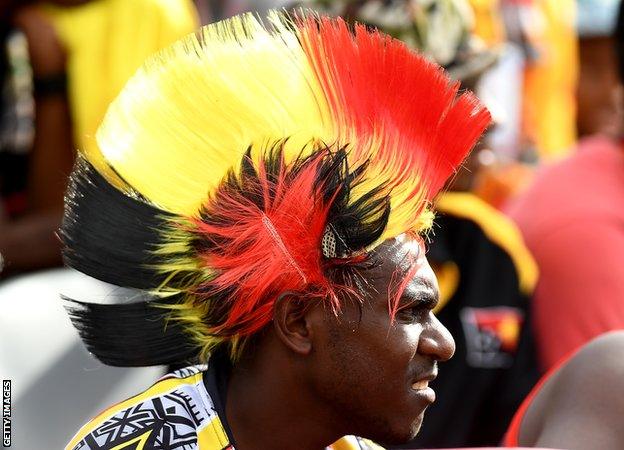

{"left": 1, "top": 0, "right": 623, "bottom": 448}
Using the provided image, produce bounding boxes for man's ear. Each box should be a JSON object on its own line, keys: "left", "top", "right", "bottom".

{"left": 273, "top": 292, "right": 316, "bottom": 355}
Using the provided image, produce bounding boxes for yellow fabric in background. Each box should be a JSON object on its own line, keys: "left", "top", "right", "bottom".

{"left": 469, "top": 0, "right": 578, "bottom": 160}
{"left": 522, "top": 0, "right": 578, "bottom": 159}
{"left": 42, "top": 0, "right": 198, "bottom": 168}
{"left": 468, "top": 0, "right": 506, "bottom": 46}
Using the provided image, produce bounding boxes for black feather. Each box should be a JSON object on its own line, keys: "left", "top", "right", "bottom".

{"left": 60, "top": 157, "right": 176, "bottom": 289}
{"left": 312, "top": 145, "right": 391, "bottom": 255}
{"left": 63, "top": 295, "right": 199, "bottom": 367}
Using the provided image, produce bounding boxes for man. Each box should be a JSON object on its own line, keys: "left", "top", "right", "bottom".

{"left": 61, "top": 11, "right": 489, "bottom": 449}
{"left": 297, "top": 1, "right": 540, "bottom": 447}
{"left": 507, "top": 1, "right": 624, "bottom": 371}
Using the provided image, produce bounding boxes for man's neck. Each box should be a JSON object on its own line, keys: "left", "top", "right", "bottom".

{"left": 224, "top": 347, "right": 345, "bottom": 450}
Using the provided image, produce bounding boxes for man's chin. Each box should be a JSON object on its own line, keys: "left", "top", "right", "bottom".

{"left": 374, "top": 412, "right": 425, "bottom": 446}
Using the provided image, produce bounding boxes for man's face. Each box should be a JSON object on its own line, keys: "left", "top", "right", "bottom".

{"left": 309, "top": 237, "right": 455, "bottom": 445}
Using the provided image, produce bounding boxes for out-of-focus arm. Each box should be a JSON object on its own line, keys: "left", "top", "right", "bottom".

{"left": 529, "top": 332, "right": 624, "bottom": 450}
{"left": 0, "top": 6, "right": 73, "bottom": 277}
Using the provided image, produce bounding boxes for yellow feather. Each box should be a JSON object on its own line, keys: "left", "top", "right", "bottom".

{"left": 95, "top": 12, "right": 334, "bottom": 216}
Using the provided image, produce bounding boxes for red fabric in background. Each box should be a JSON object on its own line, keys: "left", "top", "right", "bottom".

{"left": 507, "top": 136, "right": 624, "bottom": 370}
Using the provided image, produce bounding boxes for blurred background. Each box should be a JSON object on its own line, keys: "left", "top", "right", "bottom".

{"left": 1, "top": 0, "right": 623, "bottom": 448}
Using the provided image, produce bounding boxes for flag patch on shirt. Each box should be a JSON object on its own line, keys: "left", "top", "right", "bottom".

{"left": 460, "top": 306, "right": 524, "bottom": 368}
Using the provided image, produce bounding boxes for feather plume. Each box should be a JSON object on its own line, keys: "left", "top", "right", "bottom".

{"left": 298, "top": 15, "right": 491, "bottom": 241}
{"left": 63, "top": 10, "right": 490, "bottom": 364}
{"left": 94, "top": 13, "right": 333, "bottom": 215}
{"left": 63, "top": 295, "right": 198, "bottom": 367}
{"left": 61, "top": 156, "right": 175, "bottom": 289}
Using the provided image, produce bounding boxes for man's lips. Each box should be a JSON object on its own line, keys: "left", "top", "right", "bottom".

{"left": 410, "top": 370, "right": 437, "bottom": 392}
{"left": 411, "top": 380, "right": 430, "bottom": 390}
{"left": 410, "top": 374, "right": 437, "bottom": 404}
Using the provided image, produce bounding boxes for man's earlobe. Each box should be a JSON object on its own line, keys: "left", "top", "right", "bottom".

{"left": 273, "top": 292, "right": 314, "bottom": 355}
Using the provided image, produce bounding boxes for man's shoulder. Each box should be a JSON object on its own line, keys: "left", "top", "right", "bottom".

{"left": 65, "top": 364, "right": 231, "bottom": 450}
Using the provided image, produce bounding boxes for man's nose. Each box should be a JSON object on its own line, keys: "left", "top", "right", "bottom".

{"left": 418, "top": 313, "right": 455, "bottom": 362}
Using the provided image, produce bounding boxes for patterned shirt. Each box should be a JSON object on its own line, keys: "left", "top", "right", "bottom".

{"left": 66, "top": 363, "right": 384, "bottom": 450}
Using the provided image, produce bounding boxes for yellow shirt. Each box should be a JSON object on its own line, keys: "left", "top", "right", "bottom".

{"left": 66, "top": 365, "right": 384, "bottom": 449}
{"left": 43, "top": 0, "right": 198, "bottom": 170}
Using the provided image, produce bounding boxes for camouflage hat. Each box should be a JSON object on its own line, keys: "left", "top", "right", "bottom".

{"left": 296, "top": 0, "right": 498, "bottom": 84}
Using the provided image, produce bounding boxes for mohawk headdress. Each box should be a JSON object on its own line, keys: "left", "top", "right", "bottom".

{"left": 61, "top": 11, "right": 490, "bottom": 366}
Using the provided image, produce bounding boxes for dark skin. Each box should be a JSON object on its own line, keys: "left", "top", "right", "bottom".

{"left": 518, "top": 331, "right": 624, "bottom": 449}
{"left": 577, "top": 36, "right": 623, "bottom": 138}
{"left": 226, "top": 237, "right": 455, "bottom": 449}
{"left": 0, "top": 2, "right": 74, "bottom": 276}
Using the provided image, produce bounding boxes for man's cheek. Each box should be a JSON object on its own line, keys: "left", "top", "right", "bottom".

{"left": 395, "top": 323, "right": 423, "bottom": 350}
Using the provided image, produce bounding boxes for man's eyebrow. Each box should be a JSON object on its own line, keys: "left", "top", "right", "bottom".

{"left": 400, "top": 277, "right": 439, "bottom": 307}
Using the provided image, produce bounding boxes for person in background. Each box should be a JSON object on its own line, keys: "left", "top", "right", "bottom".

{"left": 0, "top": 1, "right": 73, "bottom": 277}
{"left": 507, "top": 1, "right": 624, "bottom": 371}
{"left": 504, "top": 331, "right": 624, "bottom": 449}
{"left": 575, "top": 0, "right": 622, "bottom": 138}
{"left": 0, "top": 0, "right": 197, "bottom": 278}
{"left": 508, "top": 0, "right": 579, "bottom": 161}
{"left": 294, "top": 1, "right": 540, "bottom": 447}
{"left": 467, "top": 0, "right": 579, "bottom": 208}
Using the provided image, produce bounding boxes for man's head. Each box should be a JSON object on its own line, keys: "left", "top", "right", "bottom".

{"left": 61, "top": 10, "right": 486, "bottom": 444}
{"left": 266, "top": 236, "right": 455, "bottom": 443}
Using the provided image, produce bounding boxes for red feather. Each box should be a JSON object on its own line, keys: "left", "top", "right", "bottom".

{"left": 298, "top": 16, "right": 491, "bottom": 205}
{"left": 192, "top": 153, "right": 341, "bottom": 338}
